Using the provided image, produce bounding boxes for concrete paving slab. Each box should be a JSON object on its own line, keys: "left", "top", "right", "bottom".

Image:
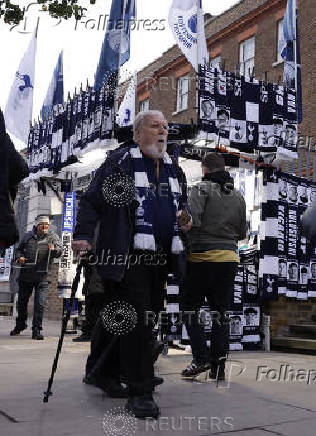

{"left": 1, "top": 318, "right": 316, "bottom": 436}
{"left": 266, "top": 418, "right": 316, "bottom": 436}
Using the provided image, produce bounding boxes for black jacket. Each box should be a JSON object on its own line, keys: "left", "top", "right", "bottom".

{"left": 74, "top": 146, "right": 188, "bottom": 282}
{"left": 0, "top": 109, "right": 29, "bottom": 248}
{"left": 15, "top": 227, "right": 63, "bottom": 282}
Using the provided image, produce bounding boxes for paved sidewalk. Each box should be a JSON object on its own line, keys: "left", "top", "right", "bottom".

{"left": 0, "top": 317, "right": 316, "bottom": 436}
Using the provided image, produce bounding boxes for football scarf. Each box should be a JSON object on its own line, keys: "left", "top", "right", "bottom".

{"left": 259, "top": 171, "right": 316, "bottom": 300}
{"left": 198, "top": 66, "right": 298, "bottom": 157}
{"left": 129, "top": 145, "right": 184, "bottom": 254}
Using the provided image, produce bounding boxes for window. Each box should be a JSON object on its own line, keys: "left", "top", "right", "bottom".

{"left": 176, "top": 75, "right": 189, "bottom": 112}
{"left": 210, "top": 55, "right": 221, "bottom": 70}
{"left": 239, "top": 36, "right": 255, "bottom": 77}
{"left": 277, "top": 19, "right": 284, "bottom": 62}
{"left": 139, "top": 98, "right": 149, "bottom": 112}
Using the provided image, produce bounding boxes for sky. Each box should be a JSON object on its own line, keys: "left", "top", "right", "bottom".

{"left": 0, "top": 0, "right": 240, "bottom": 147}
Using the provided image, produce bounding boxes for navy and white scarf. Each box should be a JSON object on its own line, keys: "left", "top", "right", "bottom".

{"left": 129, "top": 145, "right": 184, "bottom": 254}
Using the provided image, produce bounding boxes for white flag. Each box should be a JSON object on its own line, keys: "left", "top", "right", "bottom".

{"left": 117, "top": 72, "right": 137, "bottom": 127}
{"left": 5, "top": 32, "right": 36, "bottom": 143}
{"left": 168, "top": 0, "right": 209, "bottom": 71}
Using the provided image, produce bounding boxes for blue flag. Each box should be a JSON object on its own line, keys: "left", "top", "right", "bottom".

{"left": 279, "top": 0, "right": 302, "bottom": 123}
{"left": 94, "top": 0, "right": 136, "bottom": 91}
{"left": 41, "top": 51, "right": 64, "bottom": 120}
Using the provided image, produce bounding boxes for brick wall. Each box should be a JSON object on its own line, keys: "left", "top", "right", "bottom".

{"left": 263, "top": 297, "right": 316, "bottom": 337}
{"left": 218, "top": 37, "right": 239, "bottom": 73}
{"left": 298, "top": 0, "right": 316, "bottom": 139}
{"left": 45, "top": 263, "right": 63, "bottom": 320}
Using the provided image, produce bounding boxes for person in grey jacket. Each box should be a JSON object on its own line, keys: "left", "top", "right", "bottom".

{"left": 180, "top": 152, "right": 246, "bottom": 380}
{"left": 10, "top": 215, "right": 62, "bottom": 339}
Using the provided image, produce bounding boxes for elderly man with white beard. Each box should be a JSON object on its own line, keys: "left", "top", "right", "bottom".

{"left": 72, "top": 110, "right": 191, "bottom": 418}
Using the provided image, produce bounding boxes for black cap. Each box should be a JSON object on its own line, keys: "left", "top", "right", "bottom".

{"left": 201, "top": 152, "right": 225, "bottom": 172}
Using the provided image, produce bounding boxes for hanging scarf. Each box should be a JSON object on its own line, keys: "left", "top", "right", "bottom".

{"left": 129, "top": 145, "right": 184, "bottom": 254}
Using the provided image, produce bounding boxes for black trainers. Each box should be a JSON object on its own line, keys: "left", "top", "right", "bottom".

{"left": 32, "top": 330, "right": 44, "bottom": 340}
{"left": 72, "top": 333, "right": 91, "bottom": 342}
{"left": 126, "top": 395, "right": 160, "bottom": 419}
{"left": 181, "top": 360, "right": 211, "bottom": 378}
{"left": 10, "top": 326, "right": 26, "bottom": 336}
{"left": 209, "top": 360, "right": 226, "bottom": 381}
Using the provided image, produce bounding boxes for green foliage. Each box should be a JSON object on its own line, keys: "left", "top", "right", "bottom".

{"left": 0, "top": 0, "right": 96, "bottom": 25}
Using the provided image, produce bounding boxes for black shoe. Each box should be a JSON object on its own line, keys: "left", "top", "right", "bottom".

{"left": 209, "top": 361, "right": 226, "bottom": 381}
{"left": 72, "top": 333, "right": 91, "bottom": 342}
{"left": 10, "top": 326, "right": 26, "bottom": 336}
{"left": 152, "top": 376, "right": 164, "bottom": 387}
{"left": 181, "top": 360, "right": 211, "bottom": 378}
{"left": 152, "top": 340, "right": 164, "bottom": 363}
{"left": 126, "top": 395, "right": 160, "bottom": 419}
{"left": 32, "top": 330, "right": 44, "bottom": 340}
{"left": 83, "top": 376, "right": 128, "bottom": 398}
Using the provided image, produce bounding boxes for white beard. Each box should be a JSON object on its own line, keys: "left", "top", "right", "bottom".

{"left": 145, "top": 143, "right": 167, "bottom": 159}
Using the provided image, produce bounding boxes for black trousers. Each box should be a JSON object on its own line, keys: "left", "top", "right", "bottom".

{"left": 87, "top": 260, "right": 168, "bottom": 396}
{"left": 81, "top": 293, "right": 107, "bottom": 336}
{"left": 16, "top": 280, "right": 48, "bottom": 331}
{"left": 85, "top": 316, "right": 121, "bottom": 381}
{"left": 180, "top": 261, "right": 238, "bottom": 364}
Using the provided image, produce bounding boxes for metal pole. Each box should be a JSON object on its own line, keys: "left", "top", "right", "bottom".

{"left": 114, "top": 0, "right": 128, "bottom": 119}
{"left": 262, "top": 314, "right": 270, "bottom": 351}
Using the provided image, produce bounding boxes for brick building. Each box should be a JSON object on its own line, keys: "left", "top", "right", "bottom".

{"left": 136, "top": 0, "right": 315, "bottom": 142}
{"left": 134, "top": 0, "right": 316, "bottom": 351}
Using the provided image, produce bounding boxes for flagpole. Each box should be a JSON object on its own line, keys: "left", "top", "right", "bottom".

{"left": 114, "top": 0, "right": 128, "bottom": 124}
{"left": 293, "top": 0, "right": 299, "bottom": 121}
{"left": 196, "top": 0, "right": 200, "bottom": 71}
{"left": 31, "top": 17, "right": 40, "bottom": 134}
{"left": 196, "top": 0, "right": 200, "bottom": 143}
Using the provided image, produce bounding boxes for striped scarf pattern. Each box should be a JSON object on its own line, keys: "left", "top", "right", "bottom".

{"left": 129, "top": 145, "right": 184, "bottom": 254}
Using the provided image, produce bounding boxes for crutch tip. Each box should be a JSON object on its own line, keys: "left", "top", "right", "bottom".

{"left": 43, "top": 390, "right": 53, "bottom": 402}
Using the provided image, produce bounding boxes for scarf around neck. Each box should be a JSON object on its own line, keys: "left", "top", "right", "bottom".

{"left": 129, "top": 145, "right": 184, "bottom": 254}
